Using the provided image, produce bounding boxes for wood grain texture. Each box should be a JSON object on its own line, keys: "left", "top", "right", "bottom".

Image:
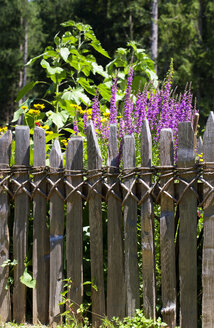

{"left": 49, "top": 140, "right": 64, "bottom": 326}
{"left": 0, "top": 130, "right": 12, "bottom": 322}
{"left": 66, "top": 136, "right": 83, "bottom": 311}
{"left": 141, "top": 119, "right": 156, "bottom": 319}
{"left": 13, "top": 126, "right": 30, "bottom": 323}
{"left": 107, "top": 125, "right": 125, "bottom": 319}
{"left": 177, "top": 121, "right": 197, "bottom": 328}
{"left": 33, "top": 127, "right": 49, "bottom": 324}
{"left": 87, "top": 121, "right": 105, "bottom": 326}
{"left": 160, "top": 129, "right": 176, "bottom": 327}
{"left": 123, "top": 134, "right": 139, "bottom": 317}
{"left": 202, "top": 112, "right": 214, "bottom": 327}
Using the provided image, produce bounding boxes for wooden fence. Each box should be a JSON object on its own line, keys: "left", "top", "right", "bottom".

{"left": 0, "top": 113, "right": 214, "bottom": 328}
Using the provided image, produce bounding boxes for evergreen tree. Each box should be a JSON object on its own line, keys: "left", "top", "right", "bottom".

{"left": 0, "top": 0, "right": 25, "bottom": 122}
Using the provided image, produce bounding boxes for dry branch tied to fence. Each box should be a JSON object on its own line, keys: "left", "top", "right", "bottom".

{"left": 0, "top": 163, "right": 211, "bottom": 206}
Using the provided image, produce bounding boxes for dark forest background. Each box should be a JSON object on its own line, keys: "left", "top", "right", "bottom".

{"left": 0, "top": 0, "right": 213, "bottom": 129}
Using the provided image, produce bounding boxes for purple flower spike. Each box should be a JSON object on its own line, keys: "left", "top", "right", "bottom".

{"left": 109, "top": 76, "right": 118, "bottom": 124}
{"left": 92, "top": 94, "right": 102, "bottom": 132}
{"left": 73, "top": 120, "right": 79, "bottom": 135}
{"left": 83, "top": 111, "right": 88, "bottom": 132}
{"left": 124, "top": 66, "right": 134, "bottom": 134}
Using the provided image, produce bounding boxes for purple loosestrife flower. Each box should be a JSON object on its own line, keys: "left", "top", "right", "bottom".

{"left": 73, "top": 120, "right": 79, "bottom": 135}
{"left": 147, "top": 89, "right": 160, "bottom": 136}
{"left": 134, "top": 89, "right": 147, "bottom": 134}
{"left": 92, "top": 94, "right": 102, "bottom": 133}
{"left": 83, "top": 111, "right": 88, "bottom": 132}
{"left": 124, "top": 66, "right": 134, "bottom": 134}
{"left": 109, "top": 77, "right": 118, "bottom": 124}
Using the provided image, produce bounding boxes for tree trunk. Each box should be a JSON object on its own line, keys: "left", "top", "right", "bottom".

{"left": 151, "top": 0, "right": 158, "bottom": 74}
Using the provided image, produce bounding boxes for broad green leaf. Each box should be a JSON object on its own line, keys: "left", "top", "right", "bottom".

{"left": 61, "top": 20, "right": 75, "bottom": 27}
{"left": 97, "top": 83, "right": 111, "bottom": 102}
{"left": 41, "top": 59, "right": 64, "bottom": 75}
{"left": 20, "top": 269, "right": 36, "bottom": 289}
{"left": 91, "top": 62, "right": 108, "bottom": 78}
{"left": 61, "top": 88, "right": 90, "bottom": 105}
{"left": 45, "top": 133, "right": 61, "bottom": 143}
{"left": 59, "top": 47, "right": 70, "bottom": 62}
{"left": 77, "top": 77, "right": 95, "bottom": 95}
{"left": 16, "top": 81, "right": 37, "bottom": 102}
{"left": 26, "top": 53, "right": 46, "bottom": 66}
{"left": 90, "top": 41, "right": 110, "bottom": 58}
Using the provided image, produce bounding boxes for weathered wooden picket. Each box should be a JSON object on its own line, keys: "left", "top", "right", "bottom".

{"left": 0, "top": 113, "right": 214, "bottom": 328}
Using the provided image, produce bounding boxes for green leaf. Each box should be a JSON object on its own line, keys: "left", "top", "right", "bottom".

{"left": 26, "top": 53, "right": 46, "bottom": 66}
{"left": 59, "top": 47, "right": 70, "bottom": 62}
{"left": 16, "top": 81, "right": 37, "bottom": 102}
{"left": 77, "top": 77, "right": 95, "bottom": 95}
{"left": 20, "top": 269, "right": 36, "bottom": 289}
{"left": 90, "top": 41, "right": 110, "bottom": 58}
{"left": 45, "top": 133, "right": 61, "bottom": 143}
{"left": 91, "top": 62, "right": 108, "bottom": 78}
{"left": 97, "top": 83, "right": 111, "bottom": 102}
{"left": 41, "top": 59, "right": 66, "bottom": 83}
{"left": 61, "top": 88, "right": 90, "bottom": 105}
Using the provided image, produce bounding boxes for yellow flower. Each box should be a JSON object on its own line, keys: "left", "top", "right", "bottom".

{"left": 87, "top": 108, "right": 92, "bottom": 115}
{"left": 28, "top": 109, "right": 41, "bottom": 115}
{"left": 101, "top": 118, "right": 108, "bottom": 124}
{"left": 34, "top": 103, "right": 45, "bottom": 110}
{"left": 61, "top": 139, "right": 68, "bottom": 147}
{"left": 41, "top": 125, "right": 49, "bottom": 130}
{"left": 198, "top": 153, "right": 203, "bottom": 162}
{"left": 0, "top": 126, "right": 8, "bottom": 133}
{"left": 45, "top": 131, "right": 54, "bottom": 135}
{"left": 103, "top": 112, "right": 110, "bottom": 117}
{"left": 21, "top": 105, "right": 28, "bottom": 110}
{"left": 70, "top": 104, "right": 82, "bottom": 111}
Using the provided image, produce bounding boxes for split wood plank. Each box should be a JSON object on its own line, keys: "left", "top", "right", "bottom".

{"left": 66, "top": 136, "right": 83, "bottom": 311}
{"left": 107, "top": 125, "right": 125, "bottom": 319}
{"left": 202, "top": 111, "right": 214, "bottom": 327}
{"left": 177, "top": 121, "right": 197, "bottom": 328}
{"left": 160, "top": 128, "right": 176, "bottom": 327}
{"left": 33, "top": 127, "right": 49, "bottom": 324}
{"left": 0, "top": 130, "right": 12, "bottom": 322}
{"left": 49, "top": 140, "right": 64, "bottom": 326}
{"left": 123, "top": 134, "right": 139, "bottom": 317}
{"left": 87, "top": 121, "right": 105, "bottom": 326}
{"left": 140, "top": 119, "right": 156, "bottom": 319}
{"left": 13, "top": 126, "right": 30, "bottom": 323}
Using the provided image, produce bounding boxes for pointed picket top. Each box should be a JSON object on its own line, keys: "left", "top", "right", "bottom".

{"left": 66, "top": 136, "right": 83, "bottom": 170}
{"left": 0, "top": 130, "right": 12, "bottom": 164}
{"left": 49, "top": 140, "right": 63, "bottom": 168}
{"left": 177, "top": 121, "right": 194, "bottom": 165}
{"left": 160, "top": 128, "right": 174, "bottom": 166}
{"left": 87, "top": 121, "right": 102, "bottom": 170}
{"left": 141, "top": 119, "right": 152, "bottom": 167}
{"left": 107, "top": 124, "right": 118, "bottom": 167}
{"left": 203, "top": 111, "right": 214, "bottom": 162}
{"left": 15, "top": 126, "right": 30, "bottom": 165}
{"left": 34, "top": 127, "right": 46, "bottom": 167}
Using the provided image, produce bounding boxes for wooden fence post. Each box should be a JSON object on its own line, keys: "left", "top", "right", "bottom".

{"left": 33, "top": 127, "right": 49, "bottom": 324}
{"left": 123, "top": 134, "right": 139, "bottom": 317}
{"left": 107, "top": 124, "right": 125, "bottom": 319}
{"left": 0, "top": 130, "right": 12, "bottom": 322}
{"left": 87, "top": 122, "right": 105, "bottom": 326}
{"left": 13, "top": 126, "right": 30, "bottom": 323}
{"left": 49, "top": 140, "right": 64, "bottom": 326}
{"left": 140, "top": 119, "right": 156, "bottom": 319}
{"left": 177, "top": 121, "right": 197, "bottom": 328}
{"left": 202, "top": 111, "right": 214, "bottom": 327}
{"left": 66, "top": 136, "right": 83, "bottom": 310}
{"left": 160, "top": 128, "right": 176, "bottom": 327}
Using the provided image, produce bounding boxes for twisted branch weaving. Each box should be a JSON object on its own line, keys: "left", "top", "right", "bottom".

{"left": 0, "top": 163, "right": 211, "bottom": 206}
